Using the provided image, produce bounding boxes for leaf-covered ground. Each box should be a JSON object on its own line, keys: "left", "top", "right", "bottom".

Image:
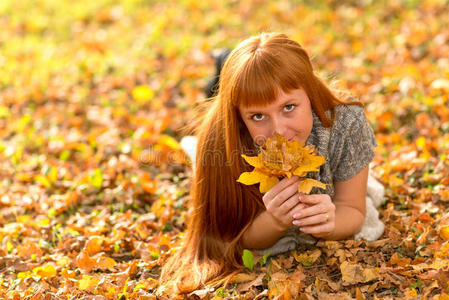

{"left": 1, "top": 0, "right": 449, "bottom": 299}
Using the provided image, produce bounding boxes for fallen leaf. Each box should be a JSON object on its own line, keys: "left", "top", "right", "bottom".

{"left": 85, "top": 236, "right": 103, "bottom": 256}
{"left": 76, "top": 250, "right": 96, "bottom": 272}
{"left": 78, "top": 275, "right": 100, "bottom": 292}
{"left": 340, "top": 261, "right": 378, "bottom": 285}
{"left": 96, "top": 256, "right": 117, "bottom": 271}
{"left": 440, "top": 226, "right": 449, "bottom": 240}
{"left": 389, "top": 253, "right": 411, "bottom": 267}
{"left": 32, "top": 264, "right": 57, "bottom": 278}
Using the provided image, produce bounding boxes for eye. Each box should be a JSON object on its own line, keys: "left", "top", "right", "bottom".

{"left": 251, "top": 113, "right": 265, "bottom": 121}
{"left": 284, "top": 104, "right": 296, "bottom": 112}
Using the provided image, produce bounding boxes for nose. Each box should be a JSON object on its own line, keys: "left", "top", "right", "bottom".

{"left": 271, "top": 117, "right": 287, "bottom": 137}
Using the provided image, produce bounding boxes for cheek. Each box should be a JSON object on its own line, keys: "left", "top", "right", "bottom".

{"left": 292, "top": 109, "right": 313, "bottom": 133}
{"left": 245, "top": 124, "right": 267, "bottom": 145}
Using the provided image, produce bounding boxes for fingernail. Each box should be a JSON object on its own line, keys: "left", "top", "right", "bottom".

{"left": 293, "top": 213, "right": 301, "bottom": 218}
{"left": 293, "top": 220, "right": 301, "bottom": 226}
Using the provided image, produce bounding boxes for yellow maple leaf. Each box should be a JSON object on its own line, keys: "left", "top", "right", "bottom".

{"left": 237, "top": 133, "right": 326, "bottom": 194}
{"left": 298, "top": 178, "right": 327, "bottom": 194}
{"left": 78, "top": 275, "right": 100, "bottom": 291}
{"left": 33, "top": 264, "right": 57, "bottom": 278}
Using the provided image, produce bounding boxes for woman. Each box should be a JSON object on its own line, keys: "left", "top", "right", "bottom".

{"left": 159, "top": 32, "right": 384, "bottom": 294}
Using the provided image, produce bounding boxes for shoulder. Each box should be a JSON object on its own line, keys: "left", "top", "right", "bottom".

{"left": 332, "top": 104, "right": 368, "bottom": 135}
{"left": 328, "top": 104, "right": 377, "bottom": 182}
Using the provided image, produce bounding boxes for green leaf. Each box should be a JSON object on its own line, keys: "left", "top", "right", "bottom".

{"left": 90, "top": 169, "right": 103, "bottom": 189}
{"left": 409, "top": 279, "right": 423, "bottom": 290}
{"left": 258, "top": 251, "right": 271, "bottom": 266}
{"left": 242, "top": 249, "right": 254, "bottom": 271}
{"left": 59, "top": 150, "right": 70, "bottom": 161}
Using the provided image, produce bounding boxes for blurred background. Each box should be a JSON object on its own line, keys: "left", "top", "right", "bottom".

{"left": 1, "top": 0, "right": 449, "bottom": 298}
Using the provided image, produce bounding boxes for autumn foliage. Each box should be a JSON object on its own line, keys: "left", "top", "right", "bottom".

{"left": 1, "top": 0, "right": 449, "bottom": 299}
{"left": 237, "top": 133, "right": 326, "bottom": 194}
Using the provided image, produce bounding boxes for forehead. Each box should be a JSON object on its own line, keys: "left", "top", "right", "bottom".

{"left": 239, "top": 88, "right": 304, "bottom": 112}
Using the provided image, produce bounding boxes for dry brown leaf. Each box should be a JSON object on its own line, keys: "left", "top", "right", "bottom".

{"left": 236, "top": 273, "right": 264, "bottom": 293}
{"left": 293, "top": 249, "right": 321, "bottom": 266}
{"left": 340, "top": 261, "right": 378, "bottom": 285}
{"left": 229, "top": 272, "right": 257, "bottom": 284}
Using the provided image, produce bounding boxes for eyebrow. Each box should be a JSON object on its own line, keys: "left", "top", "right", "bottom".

{"left": 244, "top": 98, "right": 298, "bottom": 115}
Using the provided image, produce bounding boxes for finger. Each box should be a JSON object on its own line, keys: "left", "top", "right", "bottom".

{"left": 289, "top": 202, "right": 307, "bottom": 216}
{"left": 279, "top": 194, "right": 301, "bottom": 216}
{"left": 292, "top": 203, "right": 327, "bottom": 219}
{"left": 299, "top": 223, "right": 333, "bottom": 235}
{"left": 269, "top": 182, "right": 301, "bottom": 209}
{"left": 298, "top": 194, "right": 330, "bottom": 205}
{"left": 292, "top": 212, "right": 329, "bottom": 227}
{"left": 289, "top": 200, "right": 307, "bottom": 217}
{"left": 264, "top": 176, "right": 299, "bottom": 201}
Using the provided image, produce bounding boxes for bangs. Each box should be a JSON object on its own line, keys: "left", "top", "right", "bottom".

{"left": 230, "top": 51, "right": 303, "bottom": 108}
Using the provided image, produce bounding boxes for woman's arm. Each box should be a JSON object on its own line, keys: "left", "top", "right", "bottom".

{"left": 325, "top": 165, "right": 368, "bottom": 239}
{"left": 292, "top": 165, "right": 369, "bottom": 239}
{"left": 241, "top": 210, "right": 290, "bottom": 249}
{"left": 241, "top": 176, "right": 306, "bottom": 249}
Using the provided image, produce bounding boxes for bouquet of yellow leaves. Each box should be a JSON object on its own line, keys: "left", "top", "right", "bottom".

{"left": 237, "top": 133, "right": 326, "bottom": 194}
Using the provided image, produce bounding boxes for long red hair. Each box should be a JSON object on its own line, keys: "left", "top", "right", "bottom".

{"left": 159, "top": 32, "right": 359, "bottom": 294}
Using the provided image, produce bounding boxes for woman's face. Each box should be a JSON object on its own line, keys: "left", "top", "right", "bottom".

{"left": 238, "top": 88, "right": 314, "bottom": 147}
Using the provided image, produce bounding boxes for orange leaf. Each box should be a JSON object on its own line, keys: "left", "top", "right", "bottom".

{"left": 140, "top": 174, "right": 157, "bottom": 194}
{"left": 388, "top": 174, "right": 404, "bottom": 188}
{"left": 389, "top": 252, "right": 411, "bottom": 267}
{"left": 61, "top": 267, "right": 76, "bottom": 279}
{"left": 76, "top": 249, "right": 96, "bottom": 272}
{"left": 96, "top": 256, "right": 117, "bottom": 271}
{"left": 85, "top": 236, "right": 103, "bottom": 256}
{"left": 440, "top": 226, "right": 449, "bottom": 240}
{"left": 17, "top": 242, "right": 43, "bottom": 259}
{"left": 15, "top": 172, "right": 33, "bottom": 182}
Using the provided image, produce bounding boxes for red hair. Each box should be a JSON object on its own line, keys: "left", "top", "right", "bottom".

{"left": 159, "top": 32, "right": 360, "bottom": 294}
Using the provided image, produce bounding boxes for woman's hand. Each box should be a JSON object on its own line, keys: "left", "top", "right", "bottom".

{"left": 291, "top": 194, "right": 336, "bottom": 238}
{"left": 262, "top": 176, "right": 306, "bottom": 230}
